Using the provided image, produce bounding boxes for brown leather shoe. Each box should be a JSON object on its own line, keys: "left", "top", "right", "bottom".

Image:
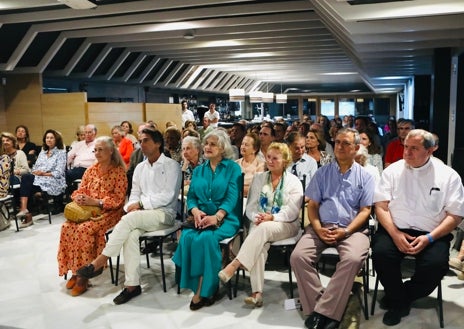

{"left": 66, "top": 275, "right": 78, "bottom": 289}
{"left": 70, "top": 277, "right": 88, "bottom": 296}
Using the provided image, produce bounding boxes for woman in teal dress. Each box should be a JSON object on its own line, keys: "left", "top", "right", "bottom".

{"left": 173, "top": 129, "right": 242, "bottom": 311}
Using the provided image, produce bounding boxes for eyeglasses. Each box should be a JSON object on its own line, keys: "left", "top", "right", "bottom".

{"left": 398, "top": 127, "right": 411, "bottom": 130}
{"left": 93, "top": 147, "right": 106, "bottom": 153}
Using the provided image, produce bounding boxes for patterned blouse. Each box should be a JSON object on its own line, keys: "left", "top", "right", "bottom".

{"left": 32, "top": 147, "right": 66, "bottom": 196}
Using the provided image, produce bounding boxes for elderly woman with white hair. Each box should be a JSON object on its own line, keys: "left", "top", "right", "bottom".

{"left": 355, "top": 144, "right": 380, "bottom": 184}
{"left": 173, "top": 129, "right": 243, "bottom": 311}
{"left": 181, "top": 136, "right": 203, "bottom": 192}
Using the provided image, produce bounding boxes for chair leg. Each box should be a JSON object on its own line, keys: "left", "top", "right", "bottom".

{"left": 286, "top": 248, "right": 294, "bottom": 299}
{"left": 115, "top": 255, "right": 120, "bottom": 286}
{"left": 362, "top": 269, "right": 369, "bottom": 320}
{"left": 438, "top": 281, "right": 444, "bottom": 328}
{"left": 371, "top": 275, "right": 380, "bottom": 315}
{"left": 159, "top": 238, "right": 167, "bottom": 293}
{"left": 109, "top": 257, "right": 115, "bottom": 284}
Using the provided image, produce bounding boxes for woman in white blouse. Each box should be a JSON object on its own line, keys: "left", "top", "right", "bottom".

{"left": 219, "top": 142, "right": 303, "bottom": 307}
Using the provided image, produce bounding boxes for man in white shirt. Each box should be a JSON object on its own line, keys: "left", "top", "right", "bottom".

{"left": 181, "top": 100, "right": 195, "bottom": 128}
{"left": 372, "top": 129, "right": 464, "bottom": 326}
{"left": 66, "top": 124, "right": 97, "bottom": 194}
{"left": 286, "top": 132, "right": 317, "bottom": 190}
{"left": 204, "top": 102, "right": 220, "bottom": 128}
{"left": 77, "top": 129, "right": 182, "bottom": 305}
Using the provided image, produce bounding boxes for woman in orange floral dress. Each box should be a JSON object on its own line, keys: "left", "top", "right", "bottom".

{"left": 57, "top": 136, "right": 128, "bottom": 296}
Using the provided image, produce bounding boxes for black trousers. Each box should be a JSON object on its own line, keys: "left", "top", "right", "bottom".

{"left": 372, "top": 226, "right": 451, "bottom": 306}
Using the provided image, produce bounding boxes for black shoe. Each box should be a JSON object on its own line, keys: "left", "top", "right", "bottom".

{"left": 382, "top": 304, "right": 411, "bottom": 326}
{"left": 76, "top": 264, "right": 103, "bottom": 279}
{"left": 113, "top": 286, "right": 142, "bottom": 305}
{"left": 305, "top": 312, "right": 326, "bottom": 329}
{"left": 189, "top": 296, "right": 215, "bottom": 311}
{"left": 323, "top": 318, "right": 340, "bottom": 329}
{"left": 141, "top": 241, "right": 158, "bottom": 254}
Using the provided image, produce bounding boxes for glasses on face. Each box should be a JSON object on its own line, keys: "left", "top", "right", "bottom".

{"left": 398, "top": 126, "right": 411, "bottom": 131}
{"left": 93, "top": 147, "right": 106, "bottom": 153}
{"left": 334, "top": 140, "right": 354, "bottom": 147}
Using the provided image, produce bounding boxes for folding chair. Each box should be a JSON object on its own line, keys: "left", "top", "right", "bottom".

{"left": 370, "top": 256, "right": 444, "bottom": 328}
{"left": 110, "top": 173, "right": 185, "bottom": 292}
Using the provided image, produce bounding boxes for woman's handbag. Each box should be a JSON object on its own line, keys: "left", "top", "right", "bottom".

{"left": 64, "top": 201, "right": 102, "bottom": 223}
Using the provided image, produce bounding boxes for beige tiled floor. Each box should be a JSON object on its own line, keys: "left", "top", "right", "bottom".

{"left": 1, "top": 214, "right": 463, "bottom": 329}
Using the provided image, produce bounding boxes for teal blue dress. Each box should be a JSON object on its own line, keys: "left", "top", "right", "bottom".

{"left": 173, "top": 158, "right": 242, "bottom": 298}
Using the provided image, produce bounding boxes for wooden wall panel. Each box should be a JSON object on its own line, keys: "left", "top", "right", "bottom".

{"left": 145, "top": 103, "right": 181, "bottom": 133}
{"left": 41, "top": 92, "right": 87, "bottom": 145}
{"left": 87, "top": 102, "right": 144, "bottom": 137}
{"left": 3, "top": 74, "right": 43, "bottom": 143}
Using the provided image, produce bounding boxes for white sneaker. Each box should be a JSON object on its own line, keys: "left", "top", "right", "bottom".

{"left": 448, "top": 257, "right": 463, "bottom": 271}
{"left": 17, "top": 209, "right": 29, "bottom": 217}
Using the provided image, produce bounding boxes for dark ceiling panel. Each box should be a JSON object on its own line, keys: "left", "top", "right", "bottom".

{"left": 73, "top": 43, "right": 106, "bottom": 73}
{"left": 0, "top": 23, "right": 30, "bottom": 63}
{"left": 94, "top": 47, "right": 124, "bottom": 75}
{"left": 128, "top": 55, "right": 155, "bottom": 80}
{"left": 17, "top": 31, "right": 61, "bottom": 67}
{"left": 113, "top": 52, "right": 140, "bottom": 78}
{"left": 45, "top": 37, "right": 86, "bottom": 71}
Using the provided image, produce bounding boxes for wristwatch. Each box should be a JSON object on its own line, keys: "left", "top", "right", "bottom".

{"left": 99, "top": 200, "right": 103, "bottom": 209}
{"left": 344, "top": 228, "right": 351, "bottom": 238}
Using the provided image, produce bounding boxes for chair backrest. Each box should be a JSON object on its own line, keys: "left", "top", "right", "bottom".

{"left": 178, "top": 170, "right": 185, "bottom": 221}
{"left": 300, "top": 174, "right": 306, "bottom": 230}
{"left": 0, "top": 155, "right": 11, "bottom": 198}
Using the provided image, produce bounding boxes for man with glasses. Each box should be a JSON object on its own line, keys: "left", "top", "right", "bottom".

{"left": 66, "top": 124, "right": 97, "bottom": 196}
{"left": 291, "top": 128, "right": 375, "bottom": 329}
{"left": 384, "top": 119, "right": 415, "bottom": 168}
{"left": 286, "top": 132, "right": 317, "bottom": 190}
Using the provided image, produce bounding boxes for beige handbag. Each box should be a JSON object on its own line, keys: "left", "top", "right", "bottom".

{"left": 64, "top": 201, "right": 102, "bottom": 223}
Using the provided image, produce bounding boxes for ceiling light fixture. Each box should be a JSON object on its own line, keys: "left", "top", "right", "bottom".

{"left": 229, "top": 88, "right": 245, "bottom": 102}
{"left": 249, "top": 91, "right": 263, "bottom": 103}
{"left": 58, "top": 0, "right": 97, "bottom": 10}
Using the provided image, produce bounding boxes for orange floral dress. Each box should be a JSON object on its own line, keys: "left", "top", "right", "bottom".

{"left": 57, "top": 163, "right": 127, "bottom": 276}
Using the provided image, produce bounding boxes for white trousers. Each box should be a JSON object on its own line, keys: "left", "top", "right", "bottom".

{"left": 102, "top": 209, "right": 173, "bottom": 286}
{"left": 236, "top": 220, "right": 299, "bottom": 293}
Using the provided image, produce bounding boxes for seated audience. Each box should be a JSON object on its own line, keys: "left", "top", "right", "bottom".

{"left": 372, "top": 129, "right": 464, "bottom": 326}
{"left": 17, "top": 129, "right": 67, "bottom": 227}
{"left": 66, "top": 124, "right": 97, "bottom": 195}
{"left": 384, "top": 119, "right": 414, "bottom": 168}
{"left": 305, "top": 129, "right": 333, "bottom": 167}
{"left": 120, "top": 120, "right": 138, "bottom": 147}
{"left": 235, "top": 133, "right": 265, "bottom": 197}
{"left": 359, "top": 129, "right": 383, "bottom": 175}
{"left": 57, "top": 136, "right": 127, "bottom": 296}
{"left": 164, "top": 127, "right": 182, "bottom": 163}
{"left": 287, "top": 132, "right": 317, "bottom": 189}
{"left": 1, "top": 132, "right": 30, "bottom": 186}
{"left": 15, "top": 125, "right": 37, "bottom": 168}
{"left": 355, "top": 144, "right": 380, "bottom": 184}
{"left": 70, "top": 125, "right": 85, "bottom": 149}
{"left": 75, "top": 129, "right": 181, "bottom": 304}
{"left": 291, "top": 128, "right": 375, "bottom": 329}
{"left": 219, "top": 142, "right": 303, "bottom": 307}
{"left": 181, "top": 136, "right": 203, "bottom": 193}
{"left": 173, "top": 129, "right": 242, "bottom": 311}
{"left": 111, "top": 125, "right": 134, "bottom": 167}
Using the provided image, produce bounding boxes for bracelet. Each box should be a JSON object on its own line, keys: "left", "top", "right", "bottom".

{"left": 426, "top": 233, "right": 434, "bottom": 243}
{"left": 139, "top": 201, "right": 144, "bottom": 209}
{"left": 215, "top": 214, "right": 223, "bottom": 227}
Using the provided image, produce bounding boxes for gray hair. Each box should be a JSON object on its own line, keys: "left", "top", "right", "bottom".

{"left": 336, "top": 127, "right": 360, "bottom": 145}
{"left": 94, "top": 136, "right": 126, "bottom": 169}
{"left": 406, "top": 129, "right": 435, "bottom": 149}
{"left": 182, "top": 136, "right": 201, "bottom": 152}
{"left": 203, "top": 129, "right": 234, "bottom": 159}
{"left": 111, "top": 125, "right": 125, "bottom": 137}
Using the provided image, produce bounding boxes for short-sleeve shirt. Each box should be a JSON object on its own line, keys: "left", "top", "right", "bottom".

{"left": 305, "top": 161, "right": 375, "bottom": 228}
{"left": 374, "top": 158, "right": 464, "bottom": 232}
